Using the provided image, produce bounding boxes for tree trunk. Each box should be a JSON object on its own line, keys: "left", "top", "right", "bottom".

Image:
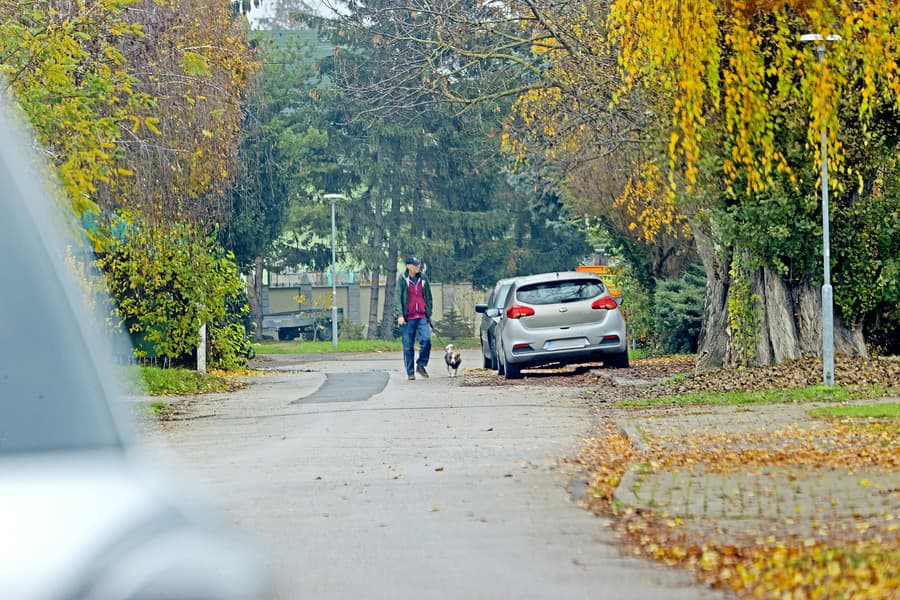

{"left": 379, "top": 182, "right": 402, "bottom": 340}
{"left": 753, "top": 266, "right": 802, "bottom": 364}
{"left": 380, "top": 238, "right": 399, "bottom": 340}
{"left": 249, "top": 255, "right": 265, "bottom": 341}
{"left": 794, "top": 283, "right": 822, "bottom": 355}
{"left": 366, "top": 189, "right": 384, "bottom": 340}
{"left": 694, "top": 219, "right": 866, "bottom": 372}
{"left": 366, "top": 266, "right": 381, "bottom": 340}
{"left": 792, "top": 281, "right": 868, "bottom": 357}
{"left": 695, "top": 226, "right": 731, "bottom": 371}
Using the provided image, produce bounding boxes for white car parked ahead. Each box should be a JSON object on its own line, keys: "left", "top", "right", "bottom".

{"left": 487, "top": 271, "right": 629, "bottom": 379}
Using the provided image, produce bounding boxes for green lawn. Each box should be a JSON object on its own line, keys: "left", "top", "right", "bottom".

{"left": 253, "top": 337, "right": 480, "bottom": 354}
{"left": 628, "top": 347, "right": 652, "bottom": 361}
{"left": 135, "top": 366, "right": 237, "bottom": 396}
{"left": 808, "top": 402, "right": 899, "bottom": 420}
{"left": 620, "top": 385, "right": 890, "bottom": 407}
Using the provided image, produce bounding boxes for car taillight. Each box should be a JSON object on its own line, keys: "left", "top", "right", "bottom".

{"left": 591, "top": 296, "right": 618, "bottom": 310}
{"left": 506, "top": 305, "right": 535, "bottom": 319}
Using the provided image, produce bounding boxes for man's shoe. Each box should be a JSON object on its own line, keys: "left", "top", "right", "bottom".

{"left": 408, "top": 374, "right": 416, "bottom": 380}
{"left": 416, "top": 366, "right": 429, "bottom": 379}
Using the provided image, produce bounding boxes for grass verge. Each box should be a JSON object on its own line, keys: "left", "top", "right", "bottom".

{"left": 620, "top": 384, "right": 890, "bottom": 407}
{"left": 137, "top": 366, "right": 237, "bottom": 396}
{"left": 628, "top": 348, "right": 651, "bottom": 361}
{"left": 808, "top": 402, "right": 899, "bottom": 420}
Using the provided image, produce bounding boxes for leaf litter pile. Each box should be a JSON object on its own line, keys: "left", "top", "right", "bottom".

{"left": 555, "top": 355, "right": 899, "bottom": 599}
{"left": 462, "top": 354, "right": 696, "bottom": 389}
{"left": 465, "top": 355, "right": 899, "bottom": 597}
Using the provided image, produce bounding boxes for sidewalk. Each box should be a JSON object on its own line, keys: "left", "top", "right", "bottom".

{"left": 613, "top": 400, "right": 900, "bottom": 547}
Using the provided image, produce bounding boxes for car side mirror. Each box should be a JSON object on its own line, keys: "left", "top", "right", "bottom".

{"left": 475, "top": 303, "right": 488, "bottom": 314}
{"left": 615, "top": 296, "right": 624, "bottom": 307}
{"left": 486, "top": 307, "right": 501, "bottom": 318}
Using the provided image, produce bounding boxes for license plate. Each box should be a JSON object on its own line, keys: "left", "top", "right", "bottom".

{"left": 545, "top": 338, "right": 588, "bottom": 351}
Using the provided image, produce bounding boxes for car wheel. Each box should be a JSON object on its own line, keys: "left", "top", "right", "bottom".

{"left": 278, "top": 328, "right": 298, "bottom": 341}
{"left": 488, "top": 336, "right": 499, "bottom": 371}
{"left": 500, "top": 347, "right": 522, "bottom": 379}
{"left": 481, "top": 341, "right": 491, "bottom": 369}
{"left": 605, "top": 350, "right": 630, "bottom": 368}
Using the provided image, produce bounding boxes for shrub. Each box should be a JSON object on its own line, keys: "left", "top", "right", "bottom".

{"left": 654, "top": 264, "right": 706, "bottom": 354}
{"left": 337, "top": 318, "right": 366, "bottom": 341}
{"left": 611, "top": 269, "right": 655, "bottom": 350}
{"left": 94, "top": 216, "right": 251, "bottom": 369}
{"left": 209, "top": 285, "right": 253, "bottom": 370}
{"left": 432, "top": 307, "right": 473, "bottom": 339}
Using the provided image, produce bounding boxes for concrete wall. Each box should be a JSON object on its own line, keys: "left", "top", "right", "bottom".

{"left": 267, "top": 281, "right": 485, "bottom": 333}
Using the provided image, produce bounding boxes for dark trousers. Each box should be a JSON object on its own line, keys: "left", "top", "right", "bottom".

{"left": 401, "top": 318, "right": 431, "bottom": 375}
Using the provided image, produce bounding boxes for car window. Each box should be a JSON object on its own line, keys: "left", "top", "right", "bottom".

{"left": 516, "top": 279, "right": 605, "bottom": 305}
{"left": 492, "top": 284, "right": 512, "bottom": 309}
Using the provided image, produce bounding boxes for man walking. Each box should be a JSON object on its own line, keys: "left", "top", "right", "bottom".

{"left": 394, "top": 256, "right": 432, "bottom": 380}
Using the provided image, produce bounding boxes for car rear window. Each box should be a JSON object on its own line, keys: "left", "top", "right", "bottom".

{"left": 516, "top": 279, "right": 605, "bottom": 305}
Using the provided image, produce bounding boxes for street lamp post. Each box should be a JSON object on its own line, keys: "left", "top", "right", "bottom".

{"left": 800, "top": 33, "right": 841, "bottom": 387}
{"left": 323, "top": 193, "right": 346, "bottom": 348}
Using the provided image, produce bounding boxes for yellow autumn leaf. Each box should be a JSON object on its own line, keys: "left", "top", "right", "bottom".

{"left": 144, "top": 117, "right": 161, "bottom": 135}
{"left": 700, "top": 549, "right": 719, "bottom": 570}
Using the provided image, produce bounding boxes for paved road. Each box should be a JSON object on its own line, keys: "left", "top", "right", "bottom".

{"left": 143, "top": 350, "right": 729, "bottom": 599}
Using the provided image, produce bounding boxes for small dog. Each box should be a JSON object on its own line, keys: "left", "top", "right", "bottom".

{"left": 444, "top": 344, "right": 462, "bottom": 377}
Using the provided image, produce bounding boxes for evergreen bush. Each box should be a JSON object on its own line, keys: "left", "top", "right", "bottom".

{"left": 432, "top": 307, "right": 473, "bottom": 339}
{"left": 337, "top": 318, "right": 366, "bottom": 341}
{"left": 654, "top": 264, "right": 706, "bottom": 354}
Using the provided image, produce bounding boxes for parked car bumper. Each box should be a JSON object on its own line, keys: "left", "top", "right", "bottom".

{"left": 502, "top": 316, "right": 627, "bottom": 367}
{"left": 505, "top": 338, "right": 627, "bottom": 365}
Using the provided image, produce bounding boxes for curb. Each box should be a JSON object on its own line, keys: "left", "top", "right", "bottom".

{"left": 616, "top": 417, "right": 649, "bottom": 452}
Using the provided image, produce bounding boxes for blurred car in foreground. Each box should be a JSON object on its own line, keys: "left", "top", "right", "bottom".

{"left": 0, "top": 93, "right": 268, "bottom": 599}
{"left": 475, "top": 277, "right": 517, "bottom": 370}
{"left": 489, "top": 271, "right": 629, "bottom": 379}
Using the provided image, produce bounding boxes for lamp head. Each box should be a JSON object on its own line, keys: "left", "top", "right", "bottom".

{"left": 799, "top": 34, "right": 842, "bottom": 42}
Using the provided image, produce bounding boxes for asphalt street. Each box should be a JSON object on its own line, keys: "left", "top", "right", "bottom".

{"left": 143, "top": 349, "right": 730, "bottom": 599}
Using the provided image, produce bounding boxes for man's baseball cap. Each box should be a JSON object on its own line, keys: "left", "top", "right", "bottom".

{"left": 404, "top": 256, "right": 420, "bottom": 266}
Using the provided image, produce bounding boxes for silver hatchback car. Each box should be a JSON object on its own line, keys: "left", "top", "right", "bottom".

{"left": 489, "top": 271, "right": 628, "bottom": 379}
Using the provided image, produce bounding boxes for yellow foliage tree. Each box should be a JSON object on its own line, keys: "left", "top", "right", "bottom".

{"left": 501, "top": 1, "right": 695, "bottom": 277}
{"left": 0, "top": 0, "right": 150, "bottom": 217}
{"left": 0, "top": 0, "right": 257, "bottom": 226}
{"left": 103, "top": 0, "right": 257, "bottom": 224}
{"left": 498, "top": 0, "right": 900, "bottom": 367}
{"left": 609, "top": 0, "right": 900, "bottom": 194}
